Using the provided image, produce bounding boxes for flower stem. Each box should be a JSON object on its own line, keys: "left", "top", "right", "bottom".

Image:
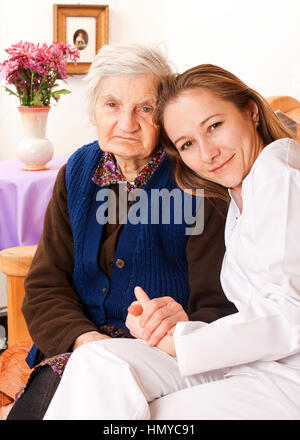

{"left": 30, "top": 71, "right": 34, "bottom": 106}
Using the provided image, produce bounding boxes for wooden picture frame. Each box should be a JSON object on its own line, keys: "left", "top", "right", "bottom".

{"left": 53, "top": 4, "right": 109, "bottom": 75}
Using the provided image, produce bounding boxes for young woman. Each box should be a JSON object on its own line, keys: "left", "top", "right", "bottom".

{"left": 44, "top": 64, "right": 300, "bottom": 420}
{"left": 150, "top": 64, "right": 300, "bottom": 419}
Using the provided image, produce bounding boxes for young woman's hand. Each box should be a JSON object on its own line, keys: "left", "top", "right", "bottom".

{"left": 126, "top": 288, "right": 177, "bottom": 357}
{"left": 127, "top": 286, "right": 188, "bottom": 347}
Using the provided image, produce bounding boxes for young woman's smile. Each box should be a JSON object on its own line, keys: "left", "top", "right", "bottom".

{"left": 163, "top": 88, "right": 264, "bottom": 195}
{"left": 211, "top": 153, "right": 235, "bottom": 174}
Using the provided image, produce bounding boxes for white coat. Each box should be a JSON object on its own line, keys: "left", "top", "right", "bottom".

{"left": 167, "top": 137, "right": 300, "bottom": 419}
{"left": 44, "top": 138, "right": 300, "bottom": 420}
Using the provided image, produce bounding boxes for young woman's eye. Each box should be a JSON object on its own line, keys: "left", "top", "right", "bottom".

{"left": 209, "top": 122, "right": 222, "bottom": 131}
{"left": 180, "top": 140, "right": 193, "bottom": 151}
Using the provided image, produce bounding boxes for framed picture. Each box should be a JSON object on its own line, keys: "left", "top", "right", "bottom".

{"left": 53, "top": 4, "right": 109, "bottom": 75}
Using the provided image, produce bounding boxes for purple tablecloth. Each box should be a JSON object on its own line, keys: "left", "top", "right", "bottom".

{"left": 0, "top": 156, "right": 67, "bottom": 251}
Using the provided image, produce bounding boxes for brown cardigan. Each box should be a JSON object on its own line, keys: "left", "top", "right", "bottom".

{"left": 22, "top": 165, "right": 237, "bottom": 358}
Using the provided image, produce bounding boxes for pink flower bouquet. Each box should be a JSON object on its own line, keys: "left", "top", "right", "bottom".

{"left": 0, "top": 41, "right": 80, "bottom": 106}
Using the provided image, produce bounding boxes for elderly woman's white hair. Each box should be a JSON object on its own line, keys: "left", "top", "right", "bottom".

{"left": 84, "top": 42, "right": 175, "bottom": 122}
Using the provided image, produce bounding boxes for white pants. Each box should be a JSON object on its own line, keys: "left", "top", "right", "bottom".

{"left": 150, "top": 374, "right": 296, "bottom": 420}
{"left": 44, "top": 339, "right": 296, "bottom": 420}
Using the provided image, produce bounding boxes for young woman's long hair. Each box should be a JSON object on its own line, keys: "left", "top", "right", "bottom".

{"left": 155, "top": 64, "right": 296, "bottom": 201}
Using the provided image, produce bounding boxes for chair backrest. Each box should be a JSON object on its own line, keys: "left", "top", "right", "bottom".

{"left": 267, "top": 95, "right": 300, "bottom": 113}
{"left": 267, "top": 95, "right": 300, "bottom": 141}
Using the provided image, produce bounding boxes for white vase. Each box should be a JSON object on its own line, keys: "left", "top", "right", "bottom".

{"left": 16, "top": 106, "right": 54, "bottom": 171}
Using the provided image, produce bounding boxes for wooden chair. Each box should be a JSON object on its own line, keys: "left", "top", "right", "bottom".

{"left": 266, "top": 95, "right": 300, "bottom": 141}
{"left": 0, "top": 246, "right": 37, "bottom": 347}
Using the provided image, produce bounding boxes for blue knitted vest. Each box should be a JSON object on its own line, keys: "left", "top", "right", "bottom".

{"left": 26, "top": 140, "right": 198, "bottom": 367}
{"left": 65, "top": 140, "right": 194, "bottom": 328}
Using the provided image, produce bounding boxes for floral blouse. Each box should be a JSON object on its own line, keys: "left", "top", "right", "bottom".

{"left": 92, "top": 148, "right": 166, "bottom": 191}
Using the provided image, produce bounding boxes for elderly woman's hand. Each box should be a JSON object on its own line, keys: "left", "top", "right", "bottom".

{"left": 72, "top": 331, "right": 111, "bottom": 351}
{"left": 125, "top": 304, "right": 144, "bottom": 339}
{"left": 127, "top": 286, "right": 188, "bottom": 346}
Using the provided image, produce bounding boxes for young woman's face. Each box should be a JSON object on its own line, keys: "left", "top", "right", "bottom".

{"left": 163, "top": 88, "right": 264, "bottom": 195}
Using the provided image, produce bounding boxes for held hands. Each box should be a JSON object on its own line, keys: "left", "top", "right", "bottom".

{"left": 73, "top": 286, "right": 186, "bottom": 354}
{"left": 126, "top": 286, "right": 188, "bottom": 346}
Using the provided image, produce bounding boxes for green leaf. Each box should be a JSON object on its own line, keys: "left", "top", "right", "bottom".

{"left": 30, "top": 91, "right": 44, "bottom": 106}
{"left": 51, "top": 89, "right": 71, "bottom": 99}
{"left": 1, "top": 86, "right": 19, "bottom": 98}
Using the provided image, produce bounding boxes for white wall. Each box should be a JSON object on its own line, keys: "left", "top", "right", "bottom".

{"left": 0, "top": 0, "right": 168, "bottom": 160}
{"left": 166, "top": 0, "right": 300, "bottom": 99}
{"left": 1, "top": 0, "right": 300, "bottom": 160}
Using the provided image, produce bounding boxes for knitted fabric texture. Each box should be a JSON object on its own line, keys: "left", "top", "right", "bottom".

{"left": 26, "top": 140, "right": 195, "bottom": 369}
{"left": 65, "top": 141, "right": 192, "bottom": 327}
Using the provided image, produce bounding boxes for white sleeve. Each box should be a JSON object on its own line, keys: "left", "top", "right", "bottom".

{"left": 174, "top": 140, "right": 300, "bottom": 377}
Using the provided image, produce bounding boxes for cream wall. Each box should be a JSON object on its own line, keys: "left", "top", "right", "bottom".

{"left": 1, "top": 0, "right": 300, "bottom": 160}
{"left": 0, "top": 0, "right": 168, "bottom": 160}
{"left": 166, "top": 0, "right": 300, "bottom": 99}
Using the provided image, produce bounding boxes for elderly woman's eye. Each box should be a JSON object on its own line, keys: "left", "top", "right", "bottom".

{"left": 141, "top": 106, "right": 153, "bottom": 113}
{"left": 107, "top": 102, "right": 116, "bottom": 108}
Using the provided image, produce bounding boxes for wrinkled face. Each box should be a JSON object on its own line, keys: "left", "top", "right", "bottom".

{"left": 163, "top": 88, "right": 264, "bottom": 195}
{"left": 93, "top": 73, "right": 159, "bottom": 163}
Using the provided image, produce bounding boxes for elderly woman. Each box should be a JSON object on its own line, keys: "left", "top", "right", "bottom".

{"left": 44, "top": 64, "right": 300, "bottom": 420}
{"left": 7, "top": 48, "right": 235, "bottom": 420}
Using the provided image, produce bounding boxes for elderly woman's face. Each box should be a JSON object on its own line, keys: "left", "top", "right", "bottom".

{"left": 94, "top": 73, "right": 159, "bottom": 162}
{"left": 164, "top": 88, "right": 264, "bottom": 195}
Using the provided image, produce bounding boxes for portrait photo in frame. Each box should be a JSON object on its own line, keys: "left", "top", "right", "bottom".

{"left": 53, "top": 4, "right": 109, "bottom": 74}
